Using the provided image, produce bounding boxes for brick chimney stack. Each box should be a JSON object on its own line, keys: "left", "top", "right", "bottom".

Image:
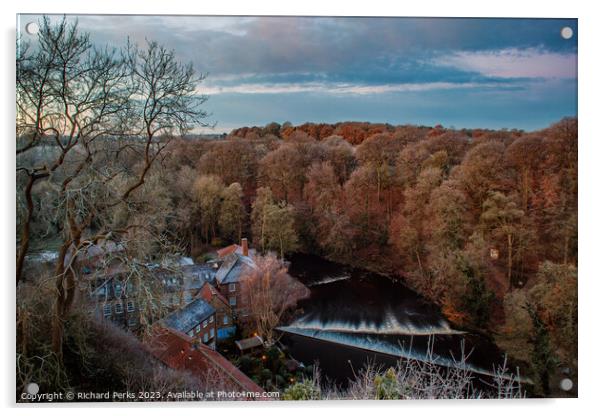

{"left": 241, "top": 238, "right": 249, "bottom": 257}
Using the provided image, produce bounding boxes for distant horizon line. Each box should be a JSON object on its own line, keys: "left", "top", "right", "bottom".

{"left": 196, "top": 115, "right": 577, "bottom": 136}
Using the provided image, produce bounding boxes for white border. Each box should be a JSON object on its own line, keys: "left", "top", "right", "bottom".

{"left": 2, "top": 1, "right": 600, "bottom": 415}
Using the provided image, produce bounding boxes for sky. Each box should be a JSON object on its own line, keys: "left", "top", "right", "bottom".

{"left": 19, "top": 15, "right": 578, "bottom": 133}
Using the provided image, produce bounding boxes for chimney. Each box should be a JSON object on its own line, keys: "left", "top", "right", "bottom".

{"left": 241, "top": 238, "right": 249, "bottom": 257}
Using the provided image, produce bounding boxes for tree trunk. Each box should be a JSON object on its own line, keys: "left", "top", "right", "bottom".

{"left": 376, "top": 165, "right": 381, "bottom": 202}
{"left": 279, "top": 234, "right": 284, "bottom": 259}
{"left": 16, "top": 174, "right": 36, "bottom": 285}
{"left": 507, "top": 233, "right": 513, "bottom": 290}
{"left": 415, "top": 248, "right": 425, "bottom": 279}
{"left": 563, "top": 232, "right": 569, "bottom": 265}
{"left": 521, "top": 167, "right": 530, "bottom": 211}
{"left": 51, "top": 242, "right": 70, "bottom": 361}
{"left": 261, "top": 210, "right": 266, "bottom": 253}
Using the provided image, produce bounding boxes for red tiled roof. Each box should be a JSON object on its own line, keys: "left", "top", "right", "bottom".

{"left": 145, "top": 326, "right": 266, "bottom": 398}
{"left": 216, "top": 244, "right": 240, "bottom": 258}
{"left": 198, "top": 281, "right": 230, "bottom": 308}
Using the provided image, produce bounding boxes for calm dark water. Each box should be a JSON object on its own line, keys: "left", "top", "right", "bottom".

{"left": 278, "top": 253, "right": 510, "bottom": 387}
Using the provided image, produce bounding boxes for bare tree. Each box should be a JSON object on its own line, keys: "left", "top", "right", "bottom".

{"left": 16, "top": 16, "right": 209, "bottom": 359}
{"left": 240, "top": 253, "right": 309, "bottom": 345}
{"left": 288, "top": 343, "right": 525, "bottom": 400}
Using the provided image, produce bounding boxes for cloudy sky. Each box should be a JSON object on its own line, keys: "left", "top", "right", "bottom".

{"left": 20, "top": 15, "right": 577, "bottom": 132}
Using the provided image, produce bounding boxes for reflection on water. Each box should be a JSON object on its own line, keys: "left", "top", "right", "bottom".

{"left": 278, "top": 253, "right": 514, "bottom": 386}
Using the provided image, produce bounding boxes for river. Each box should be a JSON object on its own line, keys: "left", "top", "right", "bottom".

{"left": 277, "top": 253, "right": 517, "bottom": 388}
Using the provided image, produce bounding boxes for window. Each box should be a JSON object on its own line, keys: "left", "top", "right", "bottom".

{"left": 97, "top": 285, "right": 107, "bottom": 297}
{"left": 210, "top": 328, "right": 215, "bottom": 338}
{"left": 229, "top": 296, "right": 237, "bottom": 306}
{"left": 103, "top": 304, "right": 111, "bottom": 316}
{"left": 188, "top": 330, "right": 194, "bottom": 337}
{"left": 202, "top": 319, "right": 208, "bottom": 328}
{"left": 128, "top": 317, "right": 138, "bottom": 327}
{"left": 203, "top": 333, "right": 209, "bottom": 343}
{"left": 223, "top": 315, "right": 229, "bottom": 325}
{"left": 114, "top": 283, "right": 122, "bottom": 298}
{"left": 209, "top": 315, "right": 214, "bottom": 324}
{"left": 127, "top": 301, "right": 135, "bottom": 312}
{"left": 229, "top": 283, "right": 236, "bottom": 293}
{"left": 195, "top": 325, "right": 201, "bottom": 334}
{"left": 115, "top": 302, "right": 123, "bottom": 314}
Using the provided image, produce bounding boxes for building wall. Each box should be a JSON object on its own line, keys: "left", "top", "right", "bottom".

{"left": 95, "top": 298, "right": 141, "bottom": 330}
{"left": 183, "top": 312, "right": 218, "bottom": 348}
{"left": 217, "top": 282, "right": 248, "bottom": 317}
{"left": 92, "top": 277, "right": 141, "bottom": 330}
{"left": 208, "top": 296, "right": 236, "bottom": 339}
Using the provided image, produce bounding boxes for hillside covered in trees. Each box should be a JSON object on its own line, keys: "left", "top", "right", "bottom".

{"left": 175, "top": 118, "right": 577, "bottom": 393}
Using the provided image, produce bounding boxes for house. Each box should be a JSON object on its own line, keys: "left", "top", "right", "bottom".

{"left": 216, "top": 238, "right": 257, "bottom": 260}
{"left": 85, "top": 258, "right": 218, "bottom": 332}
{"left": 235, "top": 335, "right": 264, "bottom": 356}
{"left": 198, "top": 281, "right": 236, "bottom": 340}
{"left": 160, "top": 299, "right": 218, "bottom": 349}
{"left": 146, "top": 326, "right": 266, "bottom": 399}
{"left": 156, "top": 264, "right": 216, "bottom": 309}
{"left": 89, "top": 264, "right": 141, "bottom": 330}
{"left": 214, "top": 238, "right": 257, "bottom": 317}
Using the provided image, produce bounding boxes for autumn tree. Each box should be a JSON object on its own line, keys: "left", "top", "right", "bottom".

{"left": 356, "top": 133, "right": 400, "bottom": 202}
{"left": 161, "top": 165, "right": 199, "bottom": 252}
{"left": 218, "top": 182, "right": 244, "bottom": 243}
{"left": 304, "top": 161, "right": 341, "bottom": 217}
{"left": 498, "top": 261, "right": 575, "bottom": 394}
{"left": 193, "top": 175, "right": 224, "bottom": 243}
{"left": 344, "top": 166, "right": 388, "bottom": 250}
{"left": 321, "top": 135, "right": 356, "bottom": 183}
{"left": 391, "top": 166, "right": 444, "bottom": 276}
{"left": 198, "top": 139, "right": 258, "bottom": 191}
{"left": 497, "top": 289, "right": 534, "bottom": 362}
{"left": 396, "top": 142, "right": 430, "bottom": 186}
{"left": 528, "top": 261, "right": 577, "bottom": 361}
{"left": 527, "top": 304, "right": 556, "bottom": 396}
{"left": 240, "top": 253, "right": 309, "bottom": 344}
{"left": 251, "top": 187, "right": 298, "bottom": 258}
{"left": 537, "top": 118, "right": 578, "bottom": 264}
{"left": 258, "top": 143, "right": 306, "bottom": 202}
{"left": 480, "top": 192, "right": 525, "bottom": 287}
{"left": 505, "top": 135, "right": 544, "bottom": 211}
{"left": 456, "top": 141, "right": 507, "bottom": 209}
{"left": 425, "top": 179, "right": 470, "bottom": 251}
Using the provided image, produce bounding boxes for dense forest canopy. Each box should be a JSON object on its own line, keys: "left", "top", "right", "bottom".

{"left": 178, "top": 118, "right": 577, "bottom": 392}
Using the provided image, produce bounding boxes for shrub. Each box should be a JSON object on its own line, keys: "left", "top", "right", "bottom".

{"left": 283, "top": 379, "right": 321, "bottom": 400}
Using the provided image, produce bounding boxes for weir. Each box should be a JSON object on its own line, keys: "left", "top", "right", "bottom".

{"left": 277, "top": 325, "right": 527, "bottom": 382}
{"left": 282, "top": 253, "right": 529, "bottom": 385}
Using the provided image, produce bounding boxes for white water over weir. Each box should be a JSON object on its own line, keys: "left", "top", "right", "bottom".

{"left": 283, "top": 310, "right": 464, "bottom": 336}
{"left": 277, "top": 325, "right": 529, "bottom": 383}
{"left": 282, "top": 253, "right": 531, "bottom": 385}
